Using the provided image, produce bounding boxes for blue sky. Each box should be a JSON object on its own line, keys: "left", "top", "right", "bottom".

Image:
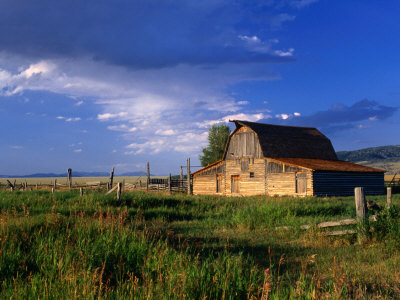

{"left": 0, "top": 0, "right": 399, "bottom": 175}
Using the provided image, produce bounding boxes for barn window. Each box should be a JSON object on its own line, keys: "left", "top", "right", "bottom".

{"left": 250, "top": 172, "right": 254, "bottom": 178}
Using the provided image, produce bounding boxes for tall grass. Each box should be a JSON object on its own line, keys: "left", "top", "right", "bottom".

{"left": 0, "top": 190, "right": 399, "bottom": 298}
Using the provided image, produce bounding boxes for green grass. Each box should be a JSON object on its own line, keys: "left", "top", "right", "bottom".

{"left": 0, "top": 190, "right": 399, "bottom": 298}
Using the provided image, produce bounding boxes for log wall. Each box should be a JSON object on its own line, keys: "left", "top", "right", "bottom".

{"left": 193, "top": 174, "right": 219, "bottom": 195}
{"left": 266, "top": 172, "right": 313, "bottom": 196}
{"left": 225, "top": 158, "right": 265, "bottom": 196}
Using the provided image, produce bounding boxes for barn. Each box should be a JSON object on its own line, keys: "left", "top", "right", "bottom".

{"left": 192, "top": 120, "right": 385, "bottom": 197}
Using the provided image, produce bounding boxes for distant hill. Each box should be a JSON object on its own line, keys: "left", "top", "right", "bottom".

{"left": 0, "top": 171, "right": 147, "bottom": 178}
{"left": 337, "top": 145, "right": 400, "bottom": 174}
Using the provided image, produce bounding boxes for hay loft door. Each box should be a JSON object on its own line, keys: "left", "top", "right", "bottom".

{"left": 231, "top": 175, "right": 240, "bottom": 194}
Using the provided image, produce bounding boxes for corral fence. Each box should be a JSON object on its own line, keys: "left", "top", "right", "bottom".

{"left": 0, "top": 158, "right": 196, "bottom": 196}
{"left": 276, "top": 186, "right": 394, "bottom": 243}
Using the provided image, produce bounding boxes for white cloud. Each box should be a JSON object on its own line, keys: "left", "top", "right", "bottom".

{"left": 73, "top": 149, "right": 83, "bottom": 153}
{"left": 369, "top": 116, "right": 377, "bottom": 121}
{"left": 198, "top": 113, "right": 269, "bottom": 128}
{"left": 10, "top": 145, "right": 23, "bottom": 149}
{"left": 0, "top": 54, "right": 282, "bottom": 156}
{"left": 274, "top": 48, "right": 295, "bottom": 57}
{"left": 276, "top": 113, "right": 290, "bottom": 120}
{"left": 294, "top": 112, "right": 301, "bottom": 116}
{"left": 155, "top": 129, "right": 175, "bottom": 136}
{"left": 97, "top": 112, "right": 128, "bottom": 120}
{"left": 75, "top": 100, "right": 84, "bottom": 106}
{"left": 238, "top": 35, "right": 260, "bottom": 43}
{"left": 0, "top": 68, "right": 11, "bottom": 82}
{"left": 357, "top": 124, "right": 370, "bottom": 129}
{"left": 125, "top": 139, "right": 166, "bottom": 155}
{"left": 107, "top": 124, "right": 137, "bottom": 132}
{"left": 20, "top": 61, "right": 55, "bottom": 78}
{"left": 65, "top": 117, "right": 81, "bottom": 122}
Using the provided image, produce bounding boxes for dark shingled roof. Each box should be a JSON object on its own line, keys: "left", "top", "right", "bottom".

{"left": 231, "top": 120, "right": 338, "bottom": 160}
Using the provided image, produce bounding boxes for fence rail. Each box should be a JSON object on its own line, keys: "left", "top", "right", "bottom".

{"left": 276, "top": 187, "right": 392, "bottom": 240}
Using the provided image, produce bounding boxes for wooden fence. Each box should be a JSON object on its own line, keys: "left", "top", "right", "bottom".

{"left": 276, "top": 187, "right": 393, "bottom": 242}
{"left": 0, "top": 159, "right": 194, "bottom": 195}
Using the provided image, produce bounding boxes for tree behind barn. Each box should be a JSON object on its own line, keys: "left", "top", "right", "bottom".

{"left": 199, "top": 124, "right": 230, "bottom": 166}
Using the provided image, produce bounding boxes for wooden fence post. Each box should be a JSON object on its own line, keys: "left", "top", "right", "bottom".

{"left": 387, "top": 187, "right": 392, "bottom": 209}
{"left": 168, "top": 173, "right": 172, "bottom": 195}
{"left": 355, "top": 187, "right": 367, "bottom": 243}
{"left": 80, "top": 188, "right": 83, "bottom": 197}
{"left": 36, "top": 184, "right": 38, "bottom": 190}
{"left": 109, "top": 167, "right": 115, "bottom": 190}
{"left": 180, "top": 166, "right": 183, "bottom": 181}
{"left": 53, "top": 179, "right": 57, "bottom": 191}
{"left": 187, "top": 158, "right": 191, "bottom": 195}
{"left": 147, "top": 162, "right": 150, "bottom": 191}
{"left": 117, "top": 182, "right": 122, "bottom": 200}
{"left": 67, "top": 168, "right": 72, "bottom": 190}
{"left": 7, "top": 180, "right": 15, "bottom": 191}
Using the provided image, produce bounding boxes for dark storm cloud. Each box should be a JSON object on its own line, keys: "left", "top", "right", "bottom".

{"left": 0, "top": 0, "right": 294, "bottom": 69}
{"left": 269, "top": 99, "right": 398, "bottom": 133}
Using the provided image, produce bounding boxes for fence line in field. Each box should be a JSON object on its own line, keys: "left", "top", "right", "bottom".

{"left": 0, "top": 158, "right": 195, "bottom": 195}
{"left": 276, "top": 187, "right": 393, "bottom": 241}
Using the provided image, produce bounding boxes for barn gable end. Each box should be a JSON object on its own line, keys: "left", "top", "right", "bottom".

{"left": 225, "top": 126, "right": 263, "bottom": 160}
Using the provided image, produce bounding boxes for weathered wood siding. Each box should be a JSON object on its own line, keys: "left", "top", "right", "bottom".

{"left": 312, "top": 171, "right": 384, "bottom": 196}
{"left": 193, "top": 162, "right": 225, "bottom": 195}
{"left": 265, "top": 159, "right": 313, "bottom": 196}
{"left": 193, "top": 175, "right": 218, "bottom": 195}
{"left": 226, "top": 127, "right": 263, "bottom": 160}
{"left": 225, "top": 158, "right": 265, "bottom": 196}
{"left": 266, "top": 172, "right": 313, "bottom": 196}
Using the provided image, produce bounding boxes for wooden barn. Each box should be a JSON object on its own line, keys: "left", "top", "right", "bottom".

{"left": 192, "top": 120, "right": 385, "bottom": 197}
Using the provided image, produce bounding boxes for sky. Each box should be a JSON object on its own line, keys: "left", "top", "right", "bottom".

{"left": 0, "top": 0, "right": 399, "bottom": 175}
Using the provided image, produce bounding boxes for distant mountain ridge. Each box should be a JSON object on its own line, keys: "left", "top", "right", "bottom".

{"left": 0, "top": 171, "right": 147, "bottom": 178}
{"left": 337, "top": 145, "right": 400, "bottom": 174}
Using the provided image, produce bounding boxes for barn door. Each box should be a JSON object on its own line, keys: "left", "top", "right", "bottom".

{"left": 231, "top": 175, "right": 240, "bottom": 194}
{"left": 296, "top": 173, "right": 307, "bottom": 194}
{"left": 216, "top": 174, "right": 222, "bottom": 193}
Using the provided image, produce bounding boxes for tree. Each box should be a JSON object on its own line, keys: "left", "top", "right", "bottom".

{"left": 199, "top": 124, "right": 230, "bottom": 166}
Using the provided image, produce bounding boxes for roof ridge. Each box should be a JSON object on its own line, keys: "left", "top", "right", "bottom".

{"left": 232, "top": 120, "right": 317, "bottom": 130}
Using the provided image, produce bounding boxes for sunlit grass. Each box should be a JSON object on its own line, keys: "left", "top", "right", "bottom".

{"left": 0, "top": 190, "right": 399, "bottom": 298}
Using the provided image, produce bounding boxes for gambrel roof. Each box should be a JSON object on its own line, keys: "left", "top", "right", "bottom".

{"left": 225, "top": 120, "right": 338, "bottom": 161}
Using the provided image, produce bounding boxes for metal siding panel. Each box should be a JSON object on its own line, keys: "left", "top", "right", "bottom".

{"left": 313, "top": 172, "right": 384, "bottom": 196}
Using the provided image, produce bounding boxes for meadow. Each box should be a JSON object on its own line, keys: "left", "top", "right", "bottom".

{"left": 0, "top": 190, "right": 399, "bottom": 299}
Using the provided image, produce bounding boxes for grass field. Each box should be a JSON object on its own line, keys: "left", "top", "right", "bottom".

{"left": 0, "top": 190, "right": 399, "bottom": 298}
